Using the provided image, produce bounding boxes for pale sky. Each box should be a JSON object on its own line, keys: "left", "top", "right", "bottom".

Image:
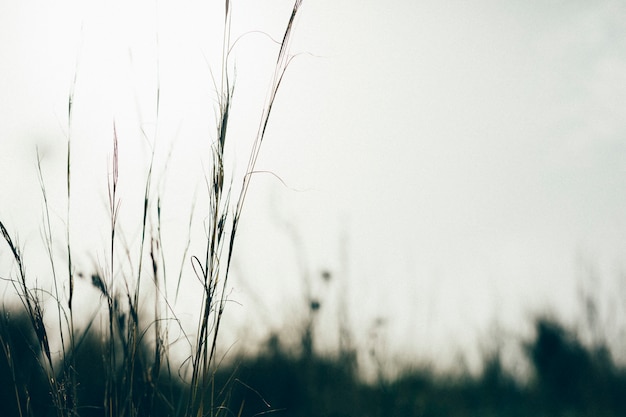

{"left": 1, "top": 0, "right": 626, "bottom": 371}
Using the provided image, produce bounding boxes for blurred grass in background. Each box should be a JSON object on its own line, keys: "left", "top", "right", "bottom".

{"left": 3, "top": 293, "right": 626, "bottom": 417}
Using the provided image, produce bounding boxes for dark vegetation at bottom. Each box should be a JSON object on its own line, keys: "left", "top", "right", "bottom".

{"left": 2, "top": 305, "right": 626, "bottom": 417}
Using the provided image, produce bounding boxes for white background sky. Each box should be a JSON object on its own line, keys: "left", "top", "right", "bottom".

{"left": 1, "top": 0, "right": 626, "bottom": 372}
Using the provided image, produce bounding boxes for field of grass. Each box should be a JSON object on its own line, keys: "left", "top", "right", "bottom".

{"left": 2, "top": 297, "right": 626, "bottom": 416}
{"left": 2, "top": 1, "right": 626, "bottom": 416}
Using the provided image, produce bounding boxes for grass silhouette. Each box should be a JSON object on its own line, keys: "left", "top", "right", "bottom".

{"left": 3, "top": 299, "right": 626, "bottom": 416}
{"left": 0, "top": 1, "right": 305, "bottom": 416}
{"left": 3, "top": 1, "right": 626, "bottom": 416}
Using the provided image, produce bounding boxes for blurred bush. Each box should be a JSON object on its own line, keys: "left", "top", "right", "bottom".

{"left": 3, "top": 304, "right": 626, "bottom": 417}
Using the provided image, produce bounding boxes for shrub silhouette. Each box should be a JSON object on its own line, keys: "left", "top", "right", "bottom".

{"left": 4, "top": 304, "right": 626, "bottom": 416}
{"left": 527, "top": 317, "right": 626, "bottom": 415}
{"left": 213, "top": 333, "right": 362, "bottom": 417}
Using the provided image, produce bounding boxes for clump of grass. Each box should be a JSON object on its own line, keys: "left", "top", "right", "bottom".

{"left": 0, "top": 1, "right": 305, "bottom": 416}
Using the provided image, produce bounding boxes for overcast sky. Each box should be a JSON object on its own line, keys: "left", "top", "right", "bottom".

{"left": 1, "top": 0, "right": 626, "bottom": 370}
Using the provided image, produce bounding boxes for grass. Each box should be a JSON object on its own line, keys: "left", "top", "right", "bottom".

{"left": 0, "top": 1, "right": 304, "bottom": 416}
{"left": 4, "top": 2, "right": 625, "bottom": 416}
{"left": 3, "top": 281, "right": 626, "bottom": 417}
{"left": 201, "top": 314, "right": 626, "bottom": 417}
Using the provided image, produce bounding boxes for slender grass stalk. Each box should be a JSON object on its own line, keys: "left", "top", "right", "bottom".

{"left": 106, "top": 123, "right": 121, "bottom": 416}
{"left": 36, "top": 150, "right": 82, "bottom": 416}
{"left": 1, "top": 1, "right": 305, "bottom": 416}
{"left": 182, "top": 2, "right": 305, "bottom": 416}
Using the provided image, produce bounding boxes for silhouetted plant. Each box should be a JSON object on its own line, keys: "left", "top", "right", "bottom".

{"left": 0, "top": 1, "right": 306, "bottom": 416}
{"left": 4, "top": 299, "right": 626, "bottom": 416}
{"left": 527, "top": 317, "right": 626, "bottom": 416}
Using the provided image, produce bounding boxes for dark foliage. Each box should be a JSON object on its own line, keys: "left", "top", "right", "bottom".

{"left": 0, "top": 307, "right": 51, "bottom": 416}
{"left": 526, "top": 318, "right": 626, "bottom": 416}
{"left": 2, "top": 305, "right": 626, "bottom": 417}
